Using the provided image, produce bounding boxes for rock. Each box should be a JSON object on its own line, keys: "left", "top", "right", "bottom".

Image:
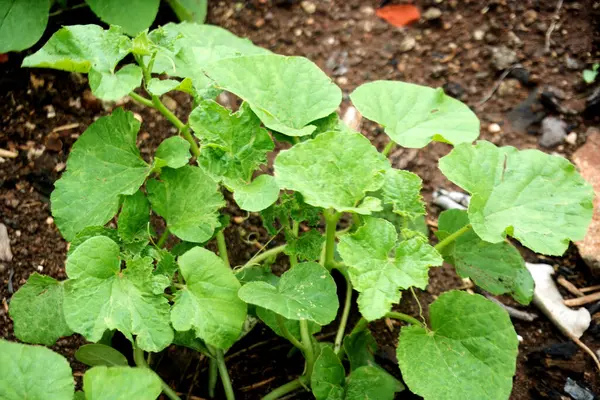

{"left": 573, "top": 128, "right": 600, "bottom": 276}
{"left": 565, "top": 56, "right": 581, "bottom": 70}
{"left": 300, "top": 1, "right": 316, "bottom": 14}
{"left": 0, "top": 223, "right": 13, "bottom": 262}
{"left": 473, "top": 29, "right": 485, "bottom": 41}
{"left": 442, "top": 82, "right": 465, "bottom": 99}
{"left": 523, "top": 9, "right": 538, "bottom": 25}
{"left": 490, "top": 46, "right": 518, "bottom": 71}
{"left": 564, "top": 378, "right": 595, "bottom": 400}
{"left": 423, "top": 7, "right": 442, "bottom": 20}
{"left": 539, "top": 117, "right": 567, "bottom": 147}
{"left": 487, "top": 123, "right": 501, "bottom": 134}
{"left": 566, "top": 132, "right": 578, "bottom": 145}
{"left": 508, "top": 67, "right": 531, "bottom": 86}
{"left": 360, "top": 5, "right": 374, "bottom": 15}
{"left": 430, "top": 64, "right": 447, "bottom": 78}
{"left": 497, "top": 79, "right": 521, "bottom": 97}
{"left": 507, "top": 31, "right": 522, "bottom": 47}
{"left": 162, "top": 95, "right": 177, "bottom": 112}
{"left": 398, "top": 36, "right": 416, "bottom": 53}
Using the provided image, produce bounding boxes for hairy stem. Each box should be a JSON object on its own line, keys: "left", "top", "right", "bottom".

{"left": 208, "top": 358, "right": 218, "bottom": 398}
{"left": 133, "top": 346, "right": 181, "bottom": 400}
{"left": 276, "top": 315, "right": 305, "bottom": 350}
{"left": 299, "top": 320, "right": 315, "bottom": 380}
{"left": 385, "top": 311, "right": 425, "bottom": 327}
{"left": 434, "top": 224, "right": 472, "bottom": 252}
{"left": 334, "top": 275, "right": 353, "bottom": 355}
{"left": 382, "top": 140, "right": 396, "bottom": 157}
{"left": 261, "top": 377, "right": 306, "bottom": 400}
{"left": 156, "top": 228, "right": 170, "bottom": 248}
{"left": 216, "top": 230, "right": 230, "bottom": 268}
{"left": 215, "top": 348, "right": 235, "bottom": 400}
{"left": 322, "top": 210, "right": 340, "bottom": 270}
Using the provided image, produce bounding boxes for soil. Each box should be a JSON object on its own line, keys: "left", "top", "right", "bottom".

{"left": 1, "top": 0, "right": 600, "bottom": 399}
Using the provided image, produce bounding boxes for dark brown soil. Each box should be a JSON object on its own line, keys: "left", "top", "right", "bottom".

{"left": 1, "top": 0, "right": 600, "bottom": 399}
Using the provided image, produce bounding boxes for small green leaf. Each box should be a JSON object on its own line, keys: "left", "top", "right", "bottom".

{"left": 345, "top": 366, "right": 404, "bottom": 400}
{"left": 171, "top": 247, "right": 247, "bottom": 349}
{"left": 350, "top": 80, "right": 480, "bottom": 148}
{"left": 275, "top": 131, "right": 390, "bottom": 214}
{"left": 147, "top": 166, "right": 224, "bottom": 243}
{"left": 235, "top": 265, "right": 279, "bottom": 286}
{"left": 84, "top": 0, "right": 160, "bottom": 35}
{"left": 68, "top": 226, "right": 121, "bottom": 255}
{"left": 380, "top": 169, "right": 425, "bottom": 220}
{"left": 83, "top": 366, "right": 161, "bottom": 400}
{"left": 9, "top": 273, "right": 72, "bottom": 346}
{"left": 338, "top": 217, "right": 442, "bottom": 320}
{"left": 145, "top": 247, "right": 178, "bottom": 278}
{"left": 118, "top": 190, "right": 150, "bottom": 243}
{"left": 233, "top": 174, "right": 280, "bottom": 212}
{"left": 284, "top": 229, "right": 325, "bottom": 262}
{"left": 0, "top": 0, "right": 50, "bottom": 52}
{"left": 51, "top": 109, "right": 151, "bottom": 241}
{"left": 147, "top": 78, "right": 181, "bottom": 96}
{"left": 238, "top": 262, "right": 339, "bottom": 325}
{"left": 260, "top": 192, "right": 321, "bottom": 235}
{"left": 63, "top": 236, "right": 174, "bottom": 352}
{"left": 256, "top": 307, "right": 321, "bottom": 341}
{"left": 154, "top": 136, "right": 191, "bottom": 170}
{"left": 172, "top": 330, "right": 212, "bottom": 357}
{"left": 583, "top": 64, "right": 599, "bottom": 84}
{"left": 74, "top": 391, "right": 86, "bottom": 400}
{"left": 396, "top": 291, "right": 518, "bottom": 400}
{"left": 343, "top": 329, "right": 377, "bottom": 371}
{"left": 311, "top": 346, "right": 345, "bottom": 400}
{"left": 310, "top": 112, "right": 354, "bottom": 137}
{"left": 439, "top": 140, "right": 594, "bottom": 255}
{"left": 88, "top": 64, "right": 143, "bottom": 101}
{"left": 0, "top": 339, "right": 74, "bottom": 400}
{"left": 167, "top": 0, "right": 208, "bottom": 23}
{"left": 75, "top": 344, "right": 128, "bottom": 367}
{"left": 437, "top": 209, "right": 534, "bottom": 304}
{"left": 207, "top": 55, "right": 342, "bottom": 137}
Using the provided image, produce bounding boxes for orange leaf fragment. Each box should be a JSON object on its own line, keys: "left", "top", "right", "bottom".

{"left": 375, "top": 4, "right": 421, "bottom": 28}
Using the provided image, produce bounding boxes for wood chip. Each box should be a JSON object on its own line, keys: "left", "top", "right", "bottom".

{"left": 581, "top": 284, "right": 600, "bottom": 294}
{"left": 564, "top": 291, "right": 600, "bottom": 307}
{"left": 0, "top": 149, "right": 18, "bottom": 158}
{"left": 52, "top": 122, "right": 80, "bottom": 132}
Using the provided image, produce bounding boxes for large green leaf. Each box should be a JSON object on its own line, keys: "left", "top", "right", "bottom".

{"left": 238, "top": 262, "right": 339, "bottom": 325}
{"left": 171, "top": 247, "right": 247, "bottom": 349}
{"left": 50, "top": 109, "right": 150, "bottom": 241}
{"left": 380, "top": 169, "right": 425, "bottom": 220}
{"left": 350, "top": 80, "right": 480, "bottom": 148}
{"left": 345, "top": 366, "right": 403, "bottom": 400}
{"left": 149, "top": 22, "right": 269, "bottom": 94}
{"left": 439, "top": 140, "right": 594, "bottom": 255}
{"left": 396, "top": 291, "right": 518, "bottom": 400}
{"left": 0, "top": 0, "right": 49, "bottom": 52}
{"left": 9, "top": 273, "right": 73, "bottom": 346}
{"left": 118, "top": 190, "right": 150, "bottom": 243}
{"left": 63, "top": 236, "right": 173, "bottom": 352}
{"left": 338, "top": 217, "right": 442, "bottom": 320}
{"left": 275, "top": 131, "right": 389, "bottom": 214}
{"left": 85, "top": 0, "right": 160, "bottom": 35}
{"left": 154, "top": 136, "right": 191, "bottom": 170}
{"left": 166, "top": 0, "right": 208, "bottom": 23}
{"left": 83, "top": 366, "right": 162, "bottom": 400}
{"left": 75, "top": 344, "right": 129, "bottom": 367}
{"left": 311, "top": 346, "right": 345, "bottom": 400}
{"left": 207, "top": 55, "right": 342, "bottom": 136}
{"left": 147, "top": 166, "right": 224, "bottom": 243}
{"left": 0, "top": 340, "right": 74, "bottom": 400}
{"left": 437, "top": 209, "right": 534, "bottom": 304}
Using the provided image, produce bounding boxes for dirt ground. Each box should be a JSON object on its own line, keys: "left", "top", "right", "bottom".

{"left": 1, "top": 0, "right": 600, "bottom": 399}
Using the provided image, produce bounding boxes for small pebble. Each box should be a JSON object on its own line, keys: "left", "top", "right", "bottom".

{"left": 423, "top": 7, "right": 442, "bottom": 20}
{"left": 300, "top": 1, "right": 316, "bottom": 14}
{"left": 473, "top": 29, "right": 485, "bottom": 41}
{"left": 36, "top": 265, "right": 44, "bottom": 272}
{"left": 488, "top": 123, "right": 502, "bottom": 133}
{"left": 565, "top": 132, "right": 578, "bottom": 145}
{"left": 398, "top": 36, "right": 416, "bottom": 53}
{"left": 133, "top": 113, "right": 143, "bottom": 123}
{"left": 45, "top": 217, "right": 54, "bottom": 225}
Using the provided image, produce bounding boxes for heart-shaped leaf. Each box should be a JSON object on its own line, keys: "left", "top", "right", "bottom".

{"left": 154, "top": 136, "right": 191, "bottom": 170}
{"left": 83, "top": 366, "right": 162, "bottom": 400}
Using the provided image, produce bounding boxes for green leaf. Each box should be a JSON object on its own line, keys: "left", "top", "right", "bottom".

{"left": 68, "top": 226, "right": 121, "bottom": 255}
{"left": 145, "top": 247, "right": 178, "bottom": 278}
{"left": 171, "top": 247, "right": 247, "bottom": 349}
{"left": 83, "top": 366, "right": 162, "bottom": 400}
{"left": 311, "top": 346, "right": 345, "bottom": 400}
{"left": 172, "top": 330, "right": 211, "bottom": 356}
{"left": 75, "top": 344, "right": 128, "bottom": 367}
{"left": 0, "top": 339, "right": 74, "bottom": 400}
{"left": 154, "top": 136, "right": 191, "bottom": 170}
{"left": 147, "top": 166, "right": 224, "bottom": 243}
{"left": 345, "top": 366, "right": 403, "bottom": 400}
{"left": 84, "top": 0, "right": 160, "bottom": 35}
{"left": 350, "top": 81, "right": 480, "bottom": 148}
{"left": 74, "top": 391, "right": 86, "bottom": 400}
{"left": 51, "top": 109, "right": 151, "bottom": 241}
{"left": 338, "top": 217, "right": 442, "bottom": 320}
{"left": 207, "top": 55, "right": 342, "bottom": 136}
{"left": 149, "top": 22, "right": 269, "bottom": 94}
{"left": 238, "top": 262, "right": 339, "bottom": 325}
{"left": 343, "top": 329, "right": 377, "bottom": 371}
{"left": 396, "top": 291, "right": 518, "bottom": 400}
{"left": 437, "top": 209, "right": 534, "bottom": 304}
{"left": 88, "top": 64, "right": 143, "bottom": 101}
{"left": 439, "top": 140, "right": 594, "bottom": 255}
{"left": 235, "top": 265, "right": 279, "bottom": 286}
{"left": 233, "top": 175, "right": 280, "bottom": 212}
{"left": 9, "top": 273, "right": 72, "bottom": 346}
{"left": 284, "top": 229, "right": 325, "bottom": 262}
{"left": 275, "top": 131, "right": 389, "bottom": 213}
{"left": 260, "top": 192, "right": 322, "bottom": 235}
{"left": 167, "top": 0, "right": 208, "bottom": 23}
{"left": 0, "top": 0, "right": 49, "bottom": 53}
{"left": 63, "top": 236, "right": 173, "bottom": 352}
{"left": 310, "top": 112, "right": 354, "bottom": 138}
{"left": 256, "top": 307, "right": 321, "bottom": 341}
{"left": 146, "top": 78, "right": 186, "bottom": 96}
{"left": 380, "top": 169, "right": 425, "bottom": 220}
{"left": 118, "top": 190, "right": 150, "bottom": 243}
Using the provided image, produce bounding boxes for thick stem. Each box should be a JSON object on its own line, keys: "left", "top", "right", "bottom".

{"left": 215, "top": 348, "right": 235, "bottom": 400}
{"left": 299, "top": 320, "right": 315, "bottom": 380}
{"left": 261, "top": 377, "right": 305, "bottom": 400}
{"left": 322, "top": 210, "right": 340, "bottom": 270}
{"left": 385, "top": 311, "right": 425, "bottom": 327}
{"left": 276, "top": 315, "right": 305, "bottom": 350}
{"left": 156, "top": 228, "right": 170, "bottom": 248}
{"left": 434, "top": 224, "right": 472, "bottom": 252}
{"left": 216, "top": 230, "right": 230, "bottom": 268}
{"left": 382, "top": 140, "right": 396, "bottom": 157}
{"left": 243, "top": 245, "right": 287, "bottom": 267}
{"left": 334, "top": 276, "right": 353, "bottom": 355}
{"left": 133, "top": 346, "right": 181, "bottom": 400}
{"left": 208, "top": 358, "right": 218, "bottom": 398}
{"left": 129, "top": 91, "right": 155, "bottom": 108}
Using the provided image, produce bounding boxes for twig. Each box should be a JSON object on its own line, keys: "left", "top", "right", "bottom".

{"left": 476, "top": 63, "right": 523, "bottom": 109}
{"left": 557, "top": 276, "right": 585, "bottom": 297}
{"left": 581, "top": 284, "right": 600, "bottom": 294}
{"left": 239, "top": 377, "right": 276, "bottom": 392}
{"left": 544, "top": 0, "right": 564, "bottom": 54}
{"left": 484, "top": 294, "right": 538, "bottom": 322}
{"left": 0, "top": 149, "right": 18, "bottom": 158}
{"left": 564, "top": 291, "right": 600, "bottom": 307}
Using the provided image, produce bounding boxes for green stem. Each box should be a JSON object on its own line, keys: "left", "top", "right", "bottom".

{"left": 334, "top": 276, "right": 353, "bottom": 355}
{"left": 434, "top": 224, "right": 472, "bottom": 252}
{"left": 350, "top": 318, "right": 368, "bottom": 335}
{"left": 322, "top": 210, "right": 340, "bottom": 270}
{"left": 242, "top": 245, "right": 287, "bottom": 267}
{"left": 156, "top": 228, "right": 170, "bottom": 248}
{"left": 208, "top": 358, "right": 218, "bottom": 398}
{"left": 133, "top": 346, "right": 182, "bottom": 400}
{"left": 129, "top": 91, "right": 155, "bottom": 108}
{"left": 299, "top": 320, "right": 315, "bottom": 380}
{"left": 382, "top": 140, "right": 396, "bottom": 157}
{"left": 276, "top": 315, "right": 305, "bottom": 350}
{"left": 261, "top": 377, "right": 305, "bottom": 400}
{"left": 215, "top": 348, "right": 235, "bottom": 400}
{"left": 216, "top": 230, "right": 230, "bottom": 268}
{"left": 289, "top": 221, "right": 299, "bottom": 268}
{"left": 385, "top": 311, "right": 424, "bottom": 327}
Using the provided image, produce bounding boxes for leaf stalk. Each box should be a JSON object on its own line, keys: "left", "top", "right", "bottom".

{"left": 434, "top": 224, "right": 472, "bottom": 252}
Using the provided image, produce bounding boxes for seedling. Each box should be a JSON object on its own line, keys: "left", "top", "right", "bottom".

{"left": 583, "top": 63, "right": 599, "bottom": 84}
{"left": 5, "top": 22, "right": 594, "bottom": 400}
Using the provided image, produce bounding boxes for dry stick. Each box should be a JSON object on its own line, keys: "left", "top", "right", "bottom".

{"left": 581, "top": 284, "right": 600, "bottom": 294}
{"left": 564, "top": 291, "right": 600, "bottom": 307}
{"left": 557, "top": 276, "right": 585, "bottom": 297}
{"left": 475, "top": 63, "right": 523, "bottom": 109}
{"left": 544, "top": 0, "right": 564, "bottom": 54}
